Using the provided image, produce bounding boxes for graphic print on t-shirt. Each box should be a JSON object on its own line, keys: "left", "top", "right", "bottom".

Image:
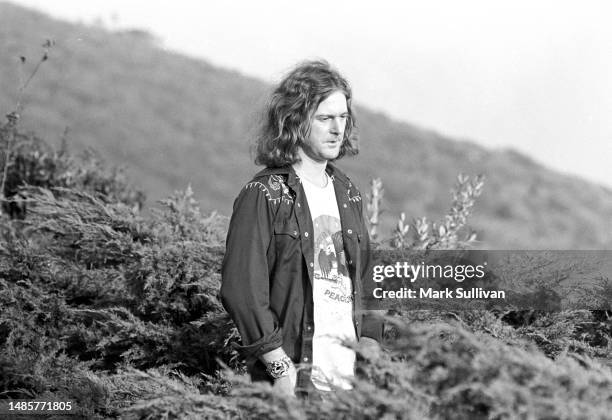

{"left": 313, "top": 215, "right": 352, "bottom": 302}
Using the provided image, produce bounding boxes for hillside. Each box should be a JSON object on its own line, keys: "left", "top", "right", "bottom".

{"left": 1, "top": 2, "right": 611, "bottom": 249}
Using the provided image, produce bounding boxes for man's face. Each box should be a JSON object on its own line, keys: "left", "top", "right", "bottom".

{"left": 300, "top": 90, "right": 348, "bottom": 163}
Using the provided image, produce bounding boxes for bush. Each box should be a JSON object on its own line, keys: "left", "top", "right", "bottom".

{"left": 1, "top": 96, "right": 610, "bottom": 419}
{"left": 0, "top": 125, "right": 242, "bottom": 417}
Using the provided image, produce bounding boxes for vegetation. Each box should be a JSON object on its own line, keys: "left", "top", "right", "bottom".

{"left": 2, "top": 105, "right": 611, "bottom": 418}
{"left": 1, "top": 129, "right": 240, "bottom": 418}
{"left": 0, "top": 14, "right": 610, "bottom": 418}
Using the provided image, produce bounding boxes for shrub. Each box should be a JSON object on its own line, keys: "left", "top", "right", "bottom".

{"left": 1, "top": 47, "right": 610, "bottom": 418}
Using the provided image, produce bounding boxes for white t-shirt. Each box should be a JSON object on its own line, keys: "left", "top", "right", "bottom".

{"left": 299, "top": 172, "right": 357, "bottom": 391}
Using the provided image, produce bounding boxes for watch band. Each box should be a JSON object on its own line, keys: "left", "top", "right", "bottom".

{"left": 265, "top": 355, "right": 293, "bottom": 379}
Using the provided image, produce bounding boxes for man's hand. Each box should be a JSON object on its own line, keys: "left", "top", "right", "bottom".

{"left": 260, "top": 348, "right": 297, "bottom": 397}
{"left": 358, "top": 336, "right": 381, "bottom": 360}
{"left": 272, "top": 364, "right": 297, "bottom": 397}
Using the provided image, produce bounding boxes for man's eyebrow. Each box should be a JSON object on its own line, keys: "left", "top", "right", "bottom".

{"left": 315, "top": 112, "right": 349, "bottom": 117}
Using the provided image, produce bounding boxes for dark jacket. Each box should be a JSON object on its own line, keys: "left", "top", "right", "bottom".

{"left": 220, "top": 163, "right": 383, "bottom": 392}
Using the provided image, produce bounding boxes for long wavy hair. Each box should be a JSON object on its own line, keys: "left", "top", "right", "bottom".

{"left": 254, "top": 60, "right": 358, "bottom": 167}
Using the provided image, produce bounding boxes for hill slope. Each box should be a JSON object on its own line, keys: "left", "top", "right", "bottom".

{"left": 1, "top": 2, "right": 611, "bottom": 248}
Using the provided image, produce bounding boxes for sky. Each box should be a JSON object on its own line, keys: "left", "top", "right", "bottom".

{"left": 9, "top": 0, "right": 612, "bottom": 189}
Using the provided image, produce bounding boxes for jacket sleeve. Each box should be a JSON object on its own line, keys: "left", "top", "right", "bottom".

{"left": 220, "top": 182, "right": 283, "bottom": 360}
{"left": 358, "top": 194, "right": 385, "bottom": 343}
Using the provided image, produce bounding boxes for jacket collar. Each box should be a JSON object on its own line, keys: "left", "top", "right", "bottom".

{"left": 254, "top": 162, "right": 352, "bottom": 190}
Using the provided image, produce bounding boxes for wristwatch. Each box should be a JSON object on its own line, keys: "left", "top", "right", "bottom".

{"left": 265, "top": 355, "right": 293, "bottom": 379}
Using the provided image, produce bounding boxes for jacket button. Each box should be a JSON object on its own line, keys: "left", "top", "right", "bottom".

{"left": 306, "top": 325, "right": 312, "bottom": 331}
{"left": 293, "top": 230, "right": 298, "bottom": 236}
{"left": 297, "top": 203, "right": 301, "bottom": 207}
{"left": 309, "top": 262, "right": 314, "bottom": 268}
{"left": 348, "top": 260, "right": 353, "bottom": 265}
{"left": 355, "top": 321, "right": 360, "bottom": 326}
{"left": 303, "top": 357, "right": 309, "bottom": 362}
{"left": 304, "top": 232, "right": 309, "bottom": 237}
{"left": 347, "top": 229, "right": 353, "bottom": 234}
{"left": 343, "top": 203, "right": 347, "bottom": 208}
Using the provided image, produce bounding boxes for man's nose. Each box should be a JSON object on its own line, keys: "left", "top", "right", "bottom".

{"left": 330, "top": 118, "right": 342, "bottom": 134}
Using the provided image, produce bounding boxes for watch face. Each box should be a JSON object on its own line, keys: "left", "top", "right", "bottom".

{"left": 267, "top": 357, "right": 291, "bottom": 378}
{"left": 270, "top": 362, "right": 287, "bottom": 376}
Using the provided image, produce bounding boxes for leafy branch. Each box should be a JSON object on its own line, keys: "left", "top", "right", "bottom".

{"left": 1, "top": 39, "right": 54, "bottom": 212}
{"left": 368, "top": 173, "right": 484, "bottom": 249}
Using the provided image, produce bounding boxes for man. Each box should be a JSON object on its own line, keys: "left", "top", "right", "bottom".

{"left": 221, "top": 60, "right": 382, "bottom": 397}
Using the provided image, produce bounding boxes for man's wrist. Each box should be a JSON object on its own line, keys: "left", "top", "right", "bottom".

{"left": 265, "top": 355, "right": 294, "bottom": 379}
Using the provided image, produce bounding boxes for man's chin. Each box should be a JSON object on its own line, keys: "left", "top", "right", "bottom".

{"left": 300, "top": 147, "right": 340, "bottom": 163}
{"left": 325, "top": 149, "right": 341, "bottom": 160}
